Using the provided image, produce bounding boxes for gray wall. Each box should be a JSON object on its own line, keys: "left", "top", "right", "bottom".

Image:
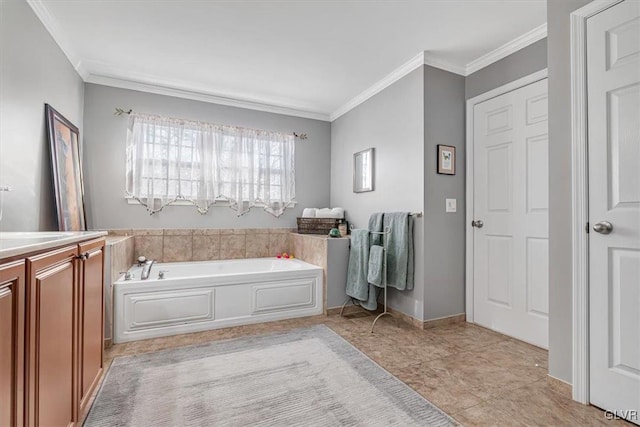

{"left": 465, "top": 39, "right": 547, "bottom": 100}
{"left": 0, "top": 0, "right": 85, "bottom": 231}
{"left": 423, "top": 66, "right": 466, "bottom": 320}
{"left": 326, "top": 238, "right": 350, "bottom": 309}
{"left": 330, "top": 67, "right": 426, "bottom": 320}
{"left": 547, "top": 0, "right": 592, "bottom": 385}
{"left": 82, "top": 84, "right": 331, "bottom": 229}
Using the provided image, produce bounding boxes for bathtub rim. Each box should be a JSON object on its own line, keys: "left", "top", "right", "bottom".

{"left": 115, "top": 257, "right": 323, "bottom": 286}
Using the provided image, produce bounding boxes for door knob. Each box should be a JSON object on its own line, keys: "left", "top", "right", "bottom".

{"left": 593, "top": 221, "right": 613, "bottom": 234}
{"left": 471, "top": 220, "right": 484, "bottom": 228}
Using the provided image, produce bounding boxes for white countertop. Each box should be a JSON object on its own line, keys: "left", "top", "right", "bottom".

{"left": 0, "top": 231, "right": 108, "bottom": 260}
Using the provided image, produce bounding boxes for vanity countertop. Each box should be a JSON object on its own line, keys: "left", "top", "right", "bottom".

{"left": 0, "top": 231, "right": 108, "bottom": 260}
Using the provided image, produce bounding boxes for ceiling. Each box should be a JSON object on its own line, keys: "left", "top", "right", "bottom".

{"left": 30, "top": 0, "right": 547, "bottom": 120}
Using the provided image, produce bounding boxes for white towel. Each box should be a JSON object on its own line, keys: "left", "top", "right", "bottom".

{"left": 302, "top": 208, "right": 317, "bottom": 218}
{"left": 332, "top": 207, "right": 345, "bottom": 219}
{"left": 315, "top": 207, "right": 345, "bottom": 219}
{"left": 315, "top": 208, "right": 333, "bottom": 218}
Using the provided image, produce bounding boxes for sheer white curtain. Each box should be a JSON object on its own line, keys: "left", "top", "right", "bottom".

{"left": 125, "top": 113, "right": 296, "bottom": 217}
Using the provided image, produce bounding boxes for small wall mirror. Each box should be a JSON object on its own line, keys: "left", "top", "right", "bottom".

{"left": 353, "top": 148, "right": 374, "bottom": 193}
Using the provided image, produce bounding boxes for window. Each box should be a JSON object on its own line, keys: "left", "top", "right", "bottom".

{"left": 125, "top": 113, "right": 295, "bottom": 217}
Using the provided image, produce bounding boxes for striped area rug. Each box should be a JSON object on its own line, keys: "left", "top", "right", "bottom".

{"left": 85, "top": 325, "right": 457, "bottom": 426}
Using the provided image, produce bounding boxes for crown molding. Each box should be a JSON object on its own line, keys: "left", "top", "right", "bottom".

{"left": 27, "top": 0, "right": 330, "bottom": 121}
{"left": 423, "top": 54, "right": 467, "bottom": 76}
{"left": 329, "top": 51, "right": 424, "bottom": 121}
{"left": 465, "top": 23, "right": 547, "bottom": 75}
{"left": 26, "top": 0, "right": 87, "bottom": 79}
{"left": 84, "top": 64, "right": 331, "bottom": 121}
{"left": 28, "top": 0, "right": 547, "bottom": 123}
{"left": 330, "top": 24, "right": 547, "bottom": 121}
{"left": 330, "top": 51, "right": 465, "bottom": 121}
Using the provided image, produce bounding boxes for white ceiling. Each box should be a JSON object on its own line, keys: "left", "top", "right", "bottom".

{"left": 30, "top": 0, "right": 546, "bottom": 120}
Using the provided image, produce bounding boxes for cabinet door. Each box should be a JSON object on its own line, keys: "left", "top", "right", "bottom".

{"left": 78, "top": 239, "right": 104, "bottom": 412}
{"left": 27, "top": 246, "right": 78, "bottom": 427}
{"left": 0, "top": 261, "right": 25, "bottom": 427}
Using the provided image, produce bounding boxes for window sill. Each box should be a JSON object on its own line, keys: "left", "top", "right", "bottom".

{"left": 126, "top": 197, "right": 231, "bottom": 207}
{"left": 125, "top": 198, "right": 297, "bottom": 208}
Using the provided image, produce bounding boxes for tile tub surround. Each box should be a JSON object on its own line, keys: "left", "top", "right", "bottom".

{"left": 104, "top": 314, "right": 629, "bottom": 426}
{"left": 104, "top": 235, "right": 135, "bottom": 345}
{"left": 290, "top": 232, "right": 330, "bottom": 268}
{"left": 290, "top": 233, "right": 350, "bottom": 314}
{"left": 107, "top": 229, "right": 348, "bottom": 320}
{"left": 108, "top": 228, "right": 296, "bottom": 263}
{"left": 291, "top": 233, "right": 329, "bottom": 313}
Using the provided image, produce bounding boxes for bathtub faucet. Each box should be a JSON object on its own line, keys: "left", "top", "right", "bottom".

{"left": 141, "top": 259, "right": 156, "bottom": 280}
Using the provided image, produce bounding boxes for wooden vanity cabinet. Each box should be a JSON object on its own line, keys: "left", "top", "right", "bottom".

{"left": 0, "top": 261, "right": 26, "bottom": 427}
{"left": 26, "top": 245, "right": 79, "bottom": 427}
{"left": 77, "top": 239, "right": 104, "bottom": 416}
{"left": 26, "top": 239, "right": 106, "bottom": 426}
{"left": 0, "top": 236, "right": 105, "bottom": 427}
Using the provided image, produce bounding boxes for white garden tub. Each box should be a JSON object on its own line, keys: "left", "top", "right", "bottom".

{"left": 113, "top": 258, "right": 323, "bottom": 343}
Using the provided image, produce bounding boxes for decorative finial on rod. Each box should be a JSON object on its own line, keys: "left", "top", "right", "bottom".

{"left": 114, "top": 108, "right": 133, "bottom": 116}
{"left": 293, "top": 132, "right": 308, "bottom": 140}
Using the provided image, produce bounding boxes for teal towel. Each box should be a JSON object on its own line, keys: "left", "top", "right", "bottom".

{"left": 345, "top": 229, "right": 377, "bottom": 311}
{"left": 367, "top": 245, "right": 384, "bottom": 287}
{"left": 383, "top": 212, "right": 414, "bottom": 291}
{"left": 368, "top": 212, "right": 384, "bottom": 246}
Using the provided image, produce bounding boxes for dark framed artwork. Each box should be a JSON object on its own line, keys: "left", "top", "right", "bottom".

{"left": 437, "top": 144, "right": 456, "bottom": 175}
{"left": 45, "top": 104, "right": 87, "bottom": 231}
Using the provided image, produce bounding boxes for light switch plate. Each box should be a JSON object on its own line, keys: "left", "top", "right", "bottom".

{"left": 446, "top": 198, "right": 457, "bottom": 213}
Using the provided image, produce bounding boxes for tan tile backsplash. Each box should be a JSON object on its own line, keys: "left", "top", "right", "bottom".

{"left": 220, "top": 233, "right": 247, "bottom": 260}
{"left": 268, "top": 233, "right": 290, "bottom": 256}
{"left": 114, "top": 228, "right": 297, "bottom": 263}
{"left": 245, "top": 232, "right": 270, "bottom": 258}
{"left": 163, "top": 234, "right": 193, "bottom": 262}
{"left": 192, "top": 233, "right": 221, "bottom": 261}
{"left": 133, "top": 235, "right": 163, "bottom": 261}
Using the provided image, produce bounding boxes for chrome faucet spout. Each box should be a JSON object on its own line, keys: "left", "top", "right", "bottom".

{"left": 141, "top": 260, "right": 156, "bottom": 280}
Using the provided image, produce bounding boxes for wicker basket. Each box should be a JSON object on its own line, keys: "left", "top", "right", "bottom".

{"left": 296, "top": 217, "right": 342, "bottom": 235}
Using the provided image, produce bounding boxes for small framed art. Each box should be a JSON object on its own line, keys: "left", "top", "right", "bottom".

{"left": 353, "top": 147, "right": 374, "bottom": 193}
{"left": 437, "top": 144, "right": 456, "bottom": 175}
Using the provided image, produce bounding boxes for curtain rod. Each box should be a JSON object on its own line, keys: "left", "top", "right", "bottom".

{"left": 114, "top": 107, "right": 308, "bottom": 140}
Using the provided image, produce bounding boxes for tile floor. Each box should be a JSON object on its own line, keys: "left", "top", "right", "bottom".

{"left": 105, "top": 313, "right": 631, "bottom": 426}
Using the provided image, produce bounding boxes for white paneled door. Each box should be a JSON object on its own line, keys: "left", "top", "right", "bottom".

{"left": 472, "top": 78, "right": 549, "bottom": 348}
{"left": 587, "top": 1, "right": 640, "bottom": 422}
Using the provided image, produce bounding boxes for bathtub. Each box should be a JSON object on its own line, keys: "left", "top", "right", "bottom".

{"left": 113, "top": 258, "right": 323, "bottom": 343}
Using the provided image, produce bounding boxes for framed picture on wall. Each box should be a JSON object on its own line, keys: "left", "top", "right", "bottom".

{"left": 353, "top": 147, "right": 374, "bottom": 193}
{"left": 45, "top": 104, "right": 87, "bottom": 231}
{"left": 437, "top": 144, "right": 456, "bottom": 175}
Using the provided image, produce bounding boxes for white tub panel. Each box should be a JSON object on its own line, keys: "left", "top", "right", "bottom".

{"left": 252, "top": 280, "right": 314, "bottom": 314}
{"left": 125, "top": 289, "right": 215, "bottom": 330}
{"left": 114, "top": 262, "right": 323, "bottom": 343}
{"left": 214, "top": 285, "right": 252, "bottom": 319}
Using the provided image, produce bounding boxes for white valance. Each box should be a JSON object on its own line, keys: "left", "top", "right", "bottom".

{"left": 125, "top": 113, "right": 296, "bottom": 217}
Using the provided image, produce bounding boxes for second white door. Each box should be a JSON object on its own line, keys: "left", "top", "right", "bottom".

{"left": 587, "top": 0, "right": 640, "bottom": 422}
{"left": 472, "top": 78, "right": 549, "bottom": 348}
